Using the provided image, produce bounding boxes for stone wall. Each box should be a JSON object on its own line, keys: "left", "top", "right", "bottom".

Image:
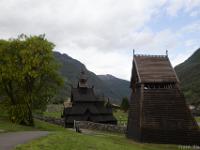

{"left": 75, "top": 121, "right": 127, "bottom": 134}
{"left": 34, "top": 115, "right": 64, "bottom": 126}
{"left": 34, "top": 115, "right": 127, "bottom": 134}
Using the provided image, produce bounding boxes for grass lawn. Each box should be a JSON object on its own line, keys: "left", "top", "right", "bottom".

{"left": 15, "top": 128, "right": 181, "bottom": 150}
{"left": 43, "top": 111, "right": 61, "bottom": 118}
{"left": 113, "top": 109, "right": 128, "bottom": 125}
{"left": 196, "top": 117, "right": 200, "bottom": 122}
{"left": 0, "top": 114, "right": 181, "bottom": 150}
{"left": 0, "top": 103, "right": 66, "bottom": 132}
{"left": 0, "top": 105, "right": 195, "bottom": 150}
{"left": 0, "top": 116, "right": 38, "bottom": 132}
{"left": 0, "top": 116, "right": 66, "bottom": 133}
{"left": 42, "top": 104, "right": 63, "bottom": 118}
{"left": 0, "top": 103, "right": 197, "bottom": 150}
{"left": 0, "top": 104, "right": 36, "bottom": 132}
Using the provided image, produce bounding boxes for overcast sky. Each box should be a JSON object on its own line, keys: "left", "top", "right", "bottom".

{"left": 0, "top": 0, "right": 200, "bottom": 80}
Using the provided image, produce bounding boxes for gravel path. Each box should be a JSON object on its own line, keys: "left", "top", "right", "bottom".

{"left": 0, "top": 131, "right": 49, "bottom": 150}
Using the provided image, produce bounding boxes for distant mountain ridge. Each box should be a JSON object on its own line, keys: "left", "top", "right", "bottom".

{"left": 53, "top": 51, "right": 130, "bottom": 104}
{"left": 98, "top": 74, "right": 131, "bottom": 100}
{"left": 175, "top": 48, "right": 200, "bottom": 107}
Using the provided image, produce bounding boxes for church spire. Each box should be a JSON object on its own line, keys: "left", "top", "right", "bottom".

{"left": 78, "top": 70, "right": 88, "bottom": 88}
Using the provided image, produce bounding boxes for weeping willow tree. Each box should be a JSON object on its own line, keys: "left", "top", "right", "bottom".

{"left": 0, "top": 34, "right": 63, "bottom": 126}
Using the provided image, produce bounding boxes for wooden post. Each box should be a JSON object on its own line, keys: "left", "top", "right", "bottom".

{"left": 133, "top": 49, "right": 135, "bottom": 56}
{"left": 139, "top": 83, "right": 144, "bottom": 140}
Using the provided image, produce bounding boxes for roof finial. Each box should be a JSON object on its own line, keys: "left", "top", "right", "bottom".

{"left": 133, "top": 49, "right": 135, "bottom": 56}
{"left": 80, "top": 67, "right": 85, "bottom": 75}
{"left": 166, "top": 50, "right": 168, "bottom": 56}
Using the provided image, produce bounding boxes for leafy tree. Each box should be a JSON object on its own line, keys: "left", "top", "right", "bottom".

{"left": 120, "top": 97, "right": 129, "bottom": 112}
{"left": 0, "top": 34, "right": 63, "bottom": 126}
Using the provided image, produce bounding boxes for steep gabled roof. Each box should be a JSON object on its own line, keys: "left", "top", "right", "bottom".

{"left": 133, "top": 55, "right": 179, "bottom": 83}
{"left": 65, "top": 103, "right": 113, "bottom": 115}
{"left": 71, "top": 88, "right": 102, "bottom": 102}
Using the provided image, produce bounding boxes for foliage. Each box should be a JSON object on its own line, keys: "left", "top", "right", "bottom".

{"left": 113, "top": 109, "right": 128, "bottom": 126}
{"left": 0, "top": 34, "right": 63, "bottom": 126}
{"left": 175, "top": 48, "right": 200, "bottom": 108}
{"left": 196, "top": 117, "right": 200, "bottom": 122}
{"left": 120, "top": 97, "right": 129, "bottom": 112}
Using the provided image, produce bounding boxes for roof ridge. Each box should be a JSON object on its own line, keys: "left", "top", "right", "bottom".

{"left": 134, "top": 54, "right": 167, "bottom": 58}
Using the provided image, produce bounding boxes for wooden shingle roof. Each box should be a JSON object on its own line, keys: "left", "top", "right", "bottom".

{"left": 133, "top": 55, "right": 179, "bottom": 83}
{"left": 65, "top": 103, "right": 113, "bottom": 115}
{"left": 71, "top": 88, "right": 102, "bottom": 102}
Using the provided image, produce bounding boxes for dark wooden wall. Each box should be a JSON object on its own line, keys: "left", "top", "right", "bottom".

{"left": 127, "top": 86, "right": 200, "bottom": 145}
{"left": 127, "top": 87, "right": 141, "bottom": 140}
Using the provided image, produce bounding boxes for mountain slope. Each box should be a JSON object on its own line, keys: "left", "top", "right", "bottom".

{"left": 98, "top": 74, "right": 131, "bottom": 100}
{"left": 53, "top": 51, "right": 130, "bottom": 104}
{"left": 175, "top": 48, "right": 200, "bottom": 106}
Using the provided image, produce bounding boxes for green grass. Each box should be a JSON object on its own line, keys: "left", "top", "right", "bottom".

{"left": 0, "top": 116, "right": 66, "bottom": 133}
{"left": 0, "top": 104, "right": 36, "bottom": 132}
{"left": 14, "top": 108, "right": 183, "bottom": 150}
{"left": 0, "top": 116, "right": 190, "bottom": 150}
{"left": 43, "top": 111, "right": 61, "bottom": 118}
{"left": 0, "top": 117, "right": 38, "bottom": 132}
{"left": 196, "top": 117, "right": 200, "bottom": 122}
{"left": 0, "top": 103, "right": 65, "bottom": 132}
{"left": 15, "top": 129, "right": 181, "bottom": 150}
{"left": 34, "top": 119, "right": 66, "bottom": 131}
{"left": 113, "top": 109, "right": 128, "bottom": 125}
{"left": 0, "top": 104, "right": 197, "bottom": 150}
{"left": 42, "top": 104, "right": 63, "bottom": 118}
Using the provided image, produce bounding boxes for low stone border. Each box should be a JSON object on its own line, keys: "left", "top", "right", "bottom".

{"left": 75, "top": 121, "right": 127, "bottom": 134}
{"left": 34, "top": 115, "right": 64, "bottom": 126}
{"left": 34, "top": 115, "right": 127, "bottom": 134}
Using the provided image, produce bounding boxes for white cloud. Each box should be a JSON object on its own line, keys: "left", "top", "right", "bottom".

{"left": 190, "top": 10, "right": 200, "bottom": 17}
{"left": 170, "top": 48, "right": 197, "bottom": 67}
{"left": 180, "top": 21, "right": 200, "bottom": 33}
{"left": 0, "top": 0, "right": 199, "bottom": 80}
{"left": 166, "top": 0, "right": 200, "bottom": 16}
{"left": 166, "top": 0, "right": 185, "bottom": 16}
{"left": 0, "top": 0, "right": 167, "bottom": 51}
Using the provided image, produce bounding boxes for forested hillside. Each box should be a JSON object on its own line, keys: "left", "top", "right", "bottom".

{"left": 175, "top": 48, "right": 200, "bottom": 107}
{"left": 53, "top": 51, "right": 130, "bottom": 104}
{"left": 98, "top": 74, "right": 131, "bottom": 100}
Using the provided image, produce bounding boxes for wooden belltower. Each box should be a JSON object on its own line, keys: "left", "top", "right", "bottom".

{"left": 127, "top": 51, "right": 200, "bottom": 145}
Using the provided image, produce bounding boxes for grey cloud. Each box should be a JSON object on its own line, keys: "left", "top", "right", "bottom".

{"left": 0, "top": 0, "right": 199, "bottom": 79}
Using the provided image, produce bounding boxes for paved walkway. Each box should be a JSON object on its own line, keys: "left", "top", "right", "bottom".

{"left": 0, "top": 131, "right": 49, "bottom": 150}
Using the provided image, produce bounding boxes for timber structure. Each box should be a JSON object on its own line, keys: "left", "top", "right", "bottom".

{"left": 127, "top": 53, "right": 200, "bottom": 145}
{"left": 63, "top": 71, "right": 117, "bottom": 128}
